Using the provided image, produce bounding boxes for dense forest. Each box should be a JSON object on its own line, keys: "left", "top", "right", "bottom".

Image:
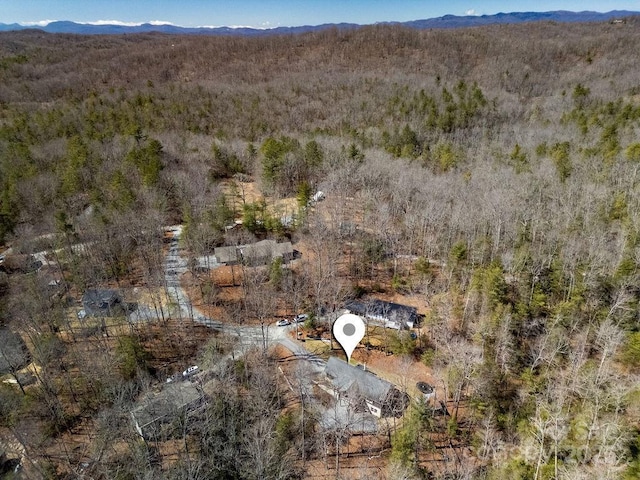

{"left": 1, "top": 17, "right": 640, "bottom": 480}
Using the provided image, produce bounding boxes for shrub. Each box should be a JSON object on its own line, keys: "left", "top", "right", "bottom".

{"left": 621, "top": 332, "right": 640, "bottom": 369}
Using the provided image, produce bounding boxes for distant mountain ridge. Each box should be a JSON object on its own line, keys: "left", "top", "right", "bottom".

{"left": 0, "top": 10, "right": 637, "bottom": 35}
{"left": 401, "top": 10, "right": 637, "bottom": 29}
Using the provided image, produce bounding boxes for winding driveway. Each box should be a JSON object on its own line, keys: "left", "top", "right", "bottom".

{"left": 163, "top": 226, "right": 325, "bottom": 367}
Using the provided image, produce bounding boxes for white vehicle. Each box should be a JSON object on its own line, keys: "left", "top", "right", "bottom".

{"left": 182, "top": 365, "right": 199, "bottom": 377}
{"left": 294, "top": 314, "right": 308, "bottom": 323}
{"left": 276, "top": 319, "right": 291, "bottom": 327}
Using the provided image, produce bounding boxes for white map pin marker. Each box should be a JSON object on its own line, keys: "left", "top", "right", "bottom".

{"left": 333, "top": 313, "right": 365, "bottom": 363}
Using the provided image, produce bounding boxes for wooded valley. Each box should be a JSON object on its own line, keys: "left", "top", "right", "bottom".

{"left": 1, "top": 17, "right": 640, "bottom": 480}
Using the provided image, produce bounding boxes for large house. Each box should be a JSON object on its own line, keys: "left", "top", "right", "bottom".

{"left": 345, "top": 299, "right": 420, "bottom": 329}
{"left": 131, "top": 382, "right": 205, "bottom": 441}
{"left": 214, "top": 239, "right": 295, "bottom": 266}
{"left": 323, "top": 357, "right": 409, "bottom": 418}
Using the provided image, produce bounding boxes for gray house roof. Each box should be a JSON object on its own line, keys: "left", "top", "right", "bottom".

{"left": 214, "top": 245, "right": 239, "bottom": 264}
{"left": 0, "top": 328, "right": 30, "bottom": 375}
{"left": 131, "top": 382, "right": 203, "bottom": 440}
{"left": 325, "top": 357, "right": 393, "bottom": 405}
{"left": 245, "top": 239, "right": 292, "bottom": 258}
{"left": 214, "top": 240, "right": 294, "bottom": 266}
{"left": 82, "top": 289, "right": 123, "bottom": 317}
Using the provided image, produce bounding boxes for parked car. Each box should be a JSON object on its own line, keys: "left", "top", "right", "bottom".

{"left": 294, "top": 314, "right": 308, "bottom": 323}
{"left": 276, "top": 319, "right": 291, "bottom": 327}
{"left": 182, "top": 365, "right": 199, "bottom": 377}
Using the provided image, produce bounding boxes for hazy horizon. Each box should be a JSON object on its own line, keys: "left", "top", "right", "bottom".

{"left": 3, "top": 0, "right": 639, "bottom": 29}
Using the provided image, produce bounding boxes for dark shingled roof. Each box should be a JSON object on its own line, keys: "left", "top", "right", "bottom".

{"left": 81, "top": 289, "right": 123, "bottom": 316}
{"left": 345, "top": 299, "right": 419, "bottom": 325}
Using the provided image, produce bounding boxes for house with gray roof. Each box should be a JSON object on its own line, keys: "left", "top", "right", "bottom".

{"left": 345, "top": 299, "right": 420, "bottom": 329}
{"left": 0, "top": 328, "right": 30, "bottom": 378}
{"left": 213, "top": 245, "right": 240, "bottom": 265}
{"left": 81, "top": 289, "right": 124, "bottom": 317}
{"left": 324, "top": 357, "right": 408, "bottom": 418}
{"left": 214, "top": 239, "right": 295, "bottom": 266}
{"left": 131, "top": 381, "right": 204, "bottom": 441}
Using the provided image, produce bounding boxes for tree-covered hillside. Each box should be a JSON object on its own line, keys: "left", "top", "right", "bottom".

{"left": 1, "top": 18, "right": 640, "bottom": 479}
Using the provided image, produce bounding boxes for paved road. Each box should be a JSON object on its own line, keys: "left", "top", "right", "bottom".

{"left": 278, "top": 337, "right": 327, "bottom": 372}
{"left": 164, "top": 226, "right": 223, "bottom": 330}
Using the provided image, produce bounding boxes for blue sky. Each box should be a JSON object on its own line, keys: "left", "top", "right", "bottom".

{"left": 2, "top": 1, "right": 639, "bottom": 28}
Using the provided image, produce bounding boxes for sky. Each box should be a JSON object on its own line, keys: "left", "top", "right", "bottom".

{"left": 2, "top": 0, "right": 639, "bottom": 29}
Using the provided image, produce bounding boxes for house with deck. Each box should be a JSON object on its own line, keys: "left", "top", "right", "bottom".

{"left": 323, "top": 357, "right": 409, "bottom": 418}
